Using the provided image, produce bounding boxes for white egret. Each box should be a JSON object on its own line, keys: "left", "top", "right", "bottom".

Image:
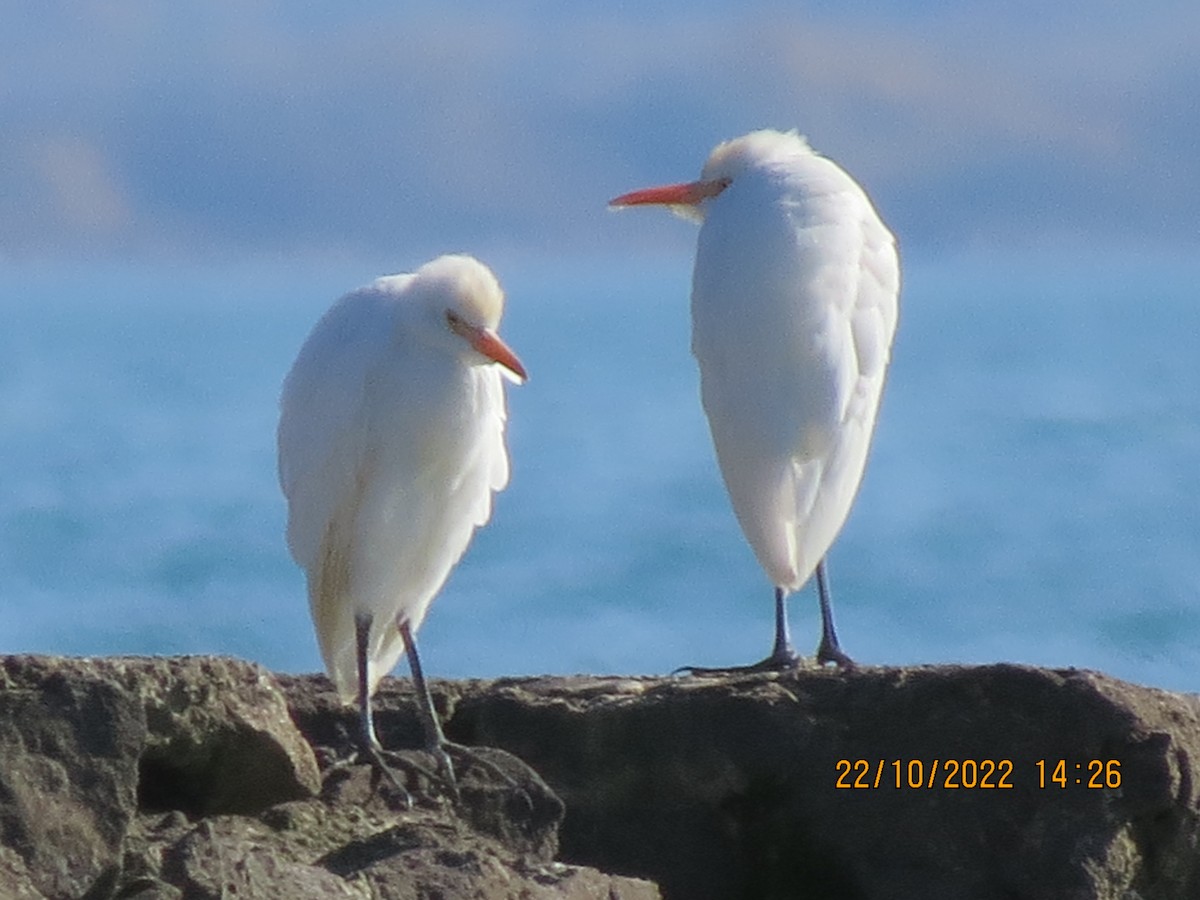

{"left": 611, "top": 129, "right": 899, "bottom": 670}
{"left": 277, "top": 254, "right": 526, "bottom": 793}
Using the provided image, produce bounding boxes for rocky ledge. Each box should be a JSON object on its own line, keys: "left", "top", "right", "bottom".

{"left": 2, "top": 656, "right": 1199, "bottom": 899}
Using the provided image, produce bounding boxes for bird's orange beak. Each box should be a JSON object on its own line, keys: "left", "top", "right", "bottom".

{"left": 451, "top": 318, "right": 527, "bottom": 383}
{"left": 608, "top": 177, "right": 730, "bottom": 209}
{"left": 474, "top": 329, "right": 527, "bottom": 383}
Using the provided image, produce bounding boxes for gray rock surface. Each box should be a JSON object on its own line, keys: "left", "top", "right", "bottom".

{"left": 3, "top": 655, "right": 1200, "bottom": 898}
{"left": 0, "top": 655, "right": 658, "bottom": 899}
{"left": 435, "top": 664, "right": 1200, "bottom": 900}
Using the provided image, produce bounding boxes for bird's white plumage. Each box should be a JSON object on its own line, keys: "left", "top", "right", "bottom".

{"left": 277, "top": 254, "right": 516, "bottom": 702}
{"left": 688, "top": 131, "right": 899, "bottom": 592}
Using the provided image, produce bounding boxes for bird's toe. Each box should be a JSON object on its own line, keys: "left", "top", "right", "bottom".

{"left": 673, "top": 647, "right": 804, "bottom": 677}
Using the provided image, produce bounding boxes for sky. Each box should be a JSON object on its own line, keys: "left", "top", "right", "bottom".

{"left": 2, "top": 1, "right": 1198, "bottom": 267}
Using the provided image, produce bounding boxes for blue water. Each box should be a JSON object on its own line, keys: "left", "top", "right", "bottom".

{"left": 2, "top": 253, "right": 1198, "bottom": 691}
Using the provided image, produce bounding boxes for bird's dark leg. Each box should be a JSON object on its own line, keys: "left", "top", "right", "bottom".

{"left": 356, "top": 614, "right": 380, "bottom": 749}
{"left": 399, "top": 621, "right": 457, "bottom": 794}
{"left": 768, "top": 585, "right": 800, "bottom": 665}
{"left": 354, "top": 613, "right": 413, "bottom": 805}
{"left": 400, "top": 621, "right": 518, "bottom": 798}
{"left": 675, "top": 586, "right": 801, "bottom": 675}
{"left": 814, "top": 560, "right": 856, "bottom": 669}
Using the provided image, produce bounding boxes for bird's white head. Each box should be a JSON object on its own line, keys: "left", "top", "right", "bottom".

{"left": 609, "top": 129, "right": 815, "bottom": 222}
{"left": 411, "top": 254, "right": 527, "bottom": 383}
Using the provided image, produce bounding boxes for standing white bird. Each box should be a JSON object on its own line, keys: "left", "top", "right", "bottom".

{"left": 277, "top": 254, "right": 526, "bottom": 792}
{"left": 610, "top": 129, "right": 899, "bottom": 670}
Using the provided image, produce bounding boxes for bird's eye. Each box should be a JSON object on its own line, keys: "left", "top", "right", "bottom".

{"left": 446, "top": 310, "right": 469, "bottom": 337}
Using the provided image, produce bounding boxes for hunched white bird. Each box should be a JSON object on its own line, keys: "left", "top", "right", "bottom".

{"left": 611, "top": 129, "right": 899, "bottom": 670}
{"left": 277, "top": 254, "right": 526, "bottom": 791}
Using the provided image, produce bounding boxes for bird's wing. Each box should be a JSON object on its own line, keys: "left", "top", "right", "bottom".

{"left": 466, "top": 367, "right": 511, "bottom": 518}
{"left": 847, "top": 214, "right": 901, "bottom": 397}
{"left": 782, "top": 189, "right": 899, "bottom": 578}
{"left": 277, "top": 285, "right": 398, "bottom": 572}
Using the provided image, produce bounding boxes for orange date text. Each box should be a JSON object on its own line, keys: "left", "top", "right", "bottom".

{"left": 834, "top": 758, "right": 1016, "bottom": 789}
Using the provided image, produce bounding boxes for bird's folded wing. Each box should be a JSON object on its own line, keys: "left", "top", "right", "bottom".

{"left": 277, "top": 288, "right": 393, "bottom": 571}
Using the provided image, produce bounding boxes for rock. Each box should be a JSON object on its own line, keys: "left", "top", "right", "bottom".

{"left": 442, "top": 664, "right": 1200, "bottom": 900}
{"left": 0, "top": 656, "right": 659, "bottom": 900}
{"left": 0, "top": 844, "right": 50, "bottom": 899}
{"left": 112, "top": 656, "right": 322, "bottom": 817}
{"left": 0, "top": 656, "right": 144, "bottom": 900}
{"left": 277, "top": 673, "right": 658, "bottom": 898}
{"left": 0, "top": 656, "right": 321, "bottom": 899}
{"left": 279, "top": 673, "right": 566, "bottom": 860}
{"left": 6, "top": 656, "right": 1199, "bottom": 899}
{"left": 118, "top": 705, "right": 655, "bottom": 900}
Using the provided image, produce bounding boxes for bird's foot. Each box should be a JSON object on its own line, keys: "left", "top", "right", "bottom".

{"left": 361, "top": 742, "right": 441, "bottom": 809}
{"left": 673, "top": 645, "right": 803, "bottom": 677}
{"left": 440, "top": 741, "right": 520, "bottom": 786}
{"left": 371, "top": 740, "right": 527, "bottom": 808}
{"left": 676, "top": 642, "right": 858, "bottom": 675}
{"left": 815, "top": 638, "right": 857, "bottom": 671}
{"left": 328, "top": 737, "right": 527, "bottom": 809}
{"left": 329, "top": 740, "right": 459, "bottom": 810}
{"left": 318, "top": 744, "right": 416, "bottom": 810}
{"left": 420, "top": 741, "right": 461, "bottom": 803}
{"left": 408, "top": 744, "right": 530, "bottom": 816}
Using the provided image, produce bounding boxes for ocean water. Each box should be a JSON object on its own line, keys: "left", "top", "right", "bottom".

{"left": 2, "top": 253, "right": 1198, "bottom": 692}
